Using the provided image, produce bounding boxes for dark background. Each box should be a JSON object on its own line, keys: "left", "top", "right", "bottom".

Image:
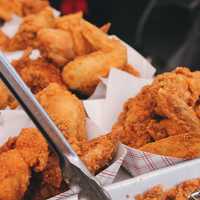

{"left": 50, "top": 0, "right": 200, "bottom": 72}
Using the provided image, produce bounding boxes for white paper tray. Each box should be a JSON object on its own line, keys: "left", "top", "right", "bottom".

{"left": 67, "top": 159, "right": 200, "bottom": 200}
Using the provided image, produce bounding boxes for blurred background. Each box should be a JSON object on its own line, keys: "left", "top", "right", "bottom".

{"left": 50, "top": 0, "right": 200, "bottom": 73}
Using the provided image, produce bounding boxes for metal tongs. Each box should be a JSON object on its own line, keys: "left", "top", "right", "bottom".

{"left": 189, "top": 191, "right": 200, "bottom": 200}
{"left": 0, "top": 53, "right": 111, "bottom": 200}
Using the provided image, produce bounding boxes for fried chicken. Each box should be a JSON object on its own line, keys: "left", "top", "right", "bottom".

{"left": 36, "top": 83, "right": 87, "bottom": 152}
{"left": 37, "top": 28, "right": 75, "bottom": 66}
{"left": 0, "top": 150, "right": 30, "bottom": 200}
{"left": 19, "top": 0, "right": 49, "bottom": 16}
{"left": 7, "top": 7, "right": 55, "bottom": 51}
{"left": 55, "top": 12, "right": 93, "bottom": 57}
{"left": 80, "top": 132, "right": 119, "bottom": 174}
{"left": 0, "top": 0, "right": 49, "bottom": 21}
{"left": 140, "top": 133, "right": 200, "bottom": 159}
{"left": 0, "top": 80, "right": 18, "bottom": 109}
{"left": 16, "top": 128, "right": 49, "bottom": 172}
{"left": 62, "top": 19, "right": 127, "bottom": 96}
{"left": 12, "top": 52, "right": 65, "bottom": 93}
{"left": 113, "top": 67, "right": 200, "bottom": 148}
{"left": 136, "top": 178, "right": 200, "bottom": 200}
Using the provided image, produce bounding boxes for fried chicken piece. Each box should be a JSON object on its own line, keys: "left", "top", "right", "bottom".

{"left": 37, "top": 28, "right": 75, "bottom": 66}
{"left": 136, "top": 178, "right": 200, "bottom": 200}
{"left": 32, "top": 152, "right": 68, "bottom": 200}
{"left": 135, "top": 186, "right": 165, "bottom": 200}
{"left": 62, "top": 19, "right": 127, "bottom": 96}
{"left": 0, "top": 30, "right": 9, "bottom": 49}
{"left": 36, "top": 83, "right": 87, "bottom": 151}
{"left": 0, "top": 0, "right": 49, "bottom": 21}
{"left": 166, "top": 179, "right": 200, "bottom": 200}
{"left": 0, "top": 80, "right": 18, "bottom": 109}
{"left": 0, "top": 137, "right": 17, "bottom": 154}
{"left": 80, "top": 132, "right": 119, "bottom": 174}
{"left": 16, "top": 128, "right": 49, "bottom": 172}
{"left": 113, "top": 67, "right": 200, "bottom": 148}
{"left": 0, "top": 0, "right": 22, "bottom": 21}
{"left": 55, "top": 12, "right": 93, "bottom": 57}
{"left": 19, "top": 0, "right": 49, "bottom": 16}
{"left": 12, "top": 52, "right": 65, "bottom": 93}
{"left": 0, "top": 150, "right": 30, "bottom": 200}
{"left": 7, "top": 7, "right": 55, "bottom": 51}
{"left": 140, "top": 133, "right": 200, "bottom": 159}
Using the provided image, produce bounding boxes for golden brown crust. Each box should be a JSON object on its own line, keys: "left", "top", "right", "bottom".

{"left": 36, "top": 83, "right": 87, "bottom": 150}
{"left": 113, "top": 67, "right": 200, "bottom": 148}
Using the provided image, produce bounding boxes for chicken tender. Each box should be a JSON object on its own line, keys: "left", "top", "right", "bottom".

{"left": 140, "top": 133, "right": 200, "bottom": 159}
{"left": 113, "top": 67, "right": 200, "bottom": 148}
{"left": 80, "top": 132, "right": 119, "bottom": 174}
{"left": 7, "top": 7, "right": 55, "bottom": 51}
{"left": 36, "top": 83, "right": 87, "bottom": 151}
{"left": 37, "top": 28, "right": 75, "bottom": 66}
{"left": 62, "top": 20, "right": 127, "bottom": 96}
{"left": 16, "top": 128, "right": 49, "bottom": 172}
{"left": 0, "top": 150, "right": 30, "bottom": 200}
{"left": 12, "top": 53, "right": 65, "bottom": 93}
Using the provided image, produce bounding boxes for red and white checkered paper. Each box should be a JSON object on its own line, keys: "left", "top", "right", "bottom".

{"left": 122, "top": 144, "right": 186, "bottom": 177}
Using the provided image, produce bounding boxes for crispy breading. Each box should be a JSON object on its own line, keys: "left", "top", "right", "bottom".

{"left": 62, "top": 19, "right": 127, "bottom": 96}
{"left": 0, "top": 81, "right": 18, "bottom": 109}
{"left": 136, "top": 186, "right": 164, "bottom": 200}
{"left": 20, "top": 0, "right": 49, "bottom": 16}
{"left": 80, "top": 133, "right": 119, "bottom": 174}
{"left": 0, "top": 137, "right": 17, "bottom": 154}
{"left": 7, "top": 7, "right": 55, "bottom": 51}
{"left": 16, "top": 128, "right": 49, "bottom": 172}
{"left": 37, "top": 28, "right": 75, "bottom": 66}
{"left": 136, "top": 178, "right": 200, "bottom": 200}
{"left": 0, "top": 150, "right": 30, "bottom": 200}
{"left": 36, "top": 83, "right": 87, "bottom": 150}
{"left": 55, "top": 12, "right": 93, "bottom": 57}
{"left": 113, "top": 67, "right": 200, "bottom": 148}
{"left": 12, "top": 53, "right": 65, "bottom": 93}
{"left": 140, "top": 133, "right": 200, "bottom": 159}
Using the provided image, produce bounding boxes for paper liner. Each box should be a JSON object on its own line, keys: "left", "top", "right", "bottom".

{"left": 0, "top": 109, "right": 126, "bottom": 199}
{"left": 83, "top": 68, "right": 193, "bottom": 178}
{"left": 49, "top": 145, "right": 127, "bottom": 200}
{"left": 1, "top": 14, "right": 22, "bottom": 38}
{"left": 122, "top": 144, "right": 184, "bottom": 177}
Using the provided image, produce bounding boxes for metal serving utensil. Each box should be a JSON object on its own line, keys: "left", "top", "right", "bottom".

{"left": 188, "top": 191, "right": 200, "bottom": 200}
{"left": 0, "top": 53, "right": 111, "bottom": 200}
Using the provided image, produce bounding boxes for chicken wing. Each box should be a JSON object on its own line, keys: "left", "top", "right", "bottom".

{"left": 113, "top": 67, "right": 200, "bottom": 148}
{"left": 55, "top": 12, "right": 93, "bottom": 57}
{"left": 62, "top": 19, "right": 127, "bottom": 96}
{"left": 7, "top": 7, "right": 55, "bottom": 51}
